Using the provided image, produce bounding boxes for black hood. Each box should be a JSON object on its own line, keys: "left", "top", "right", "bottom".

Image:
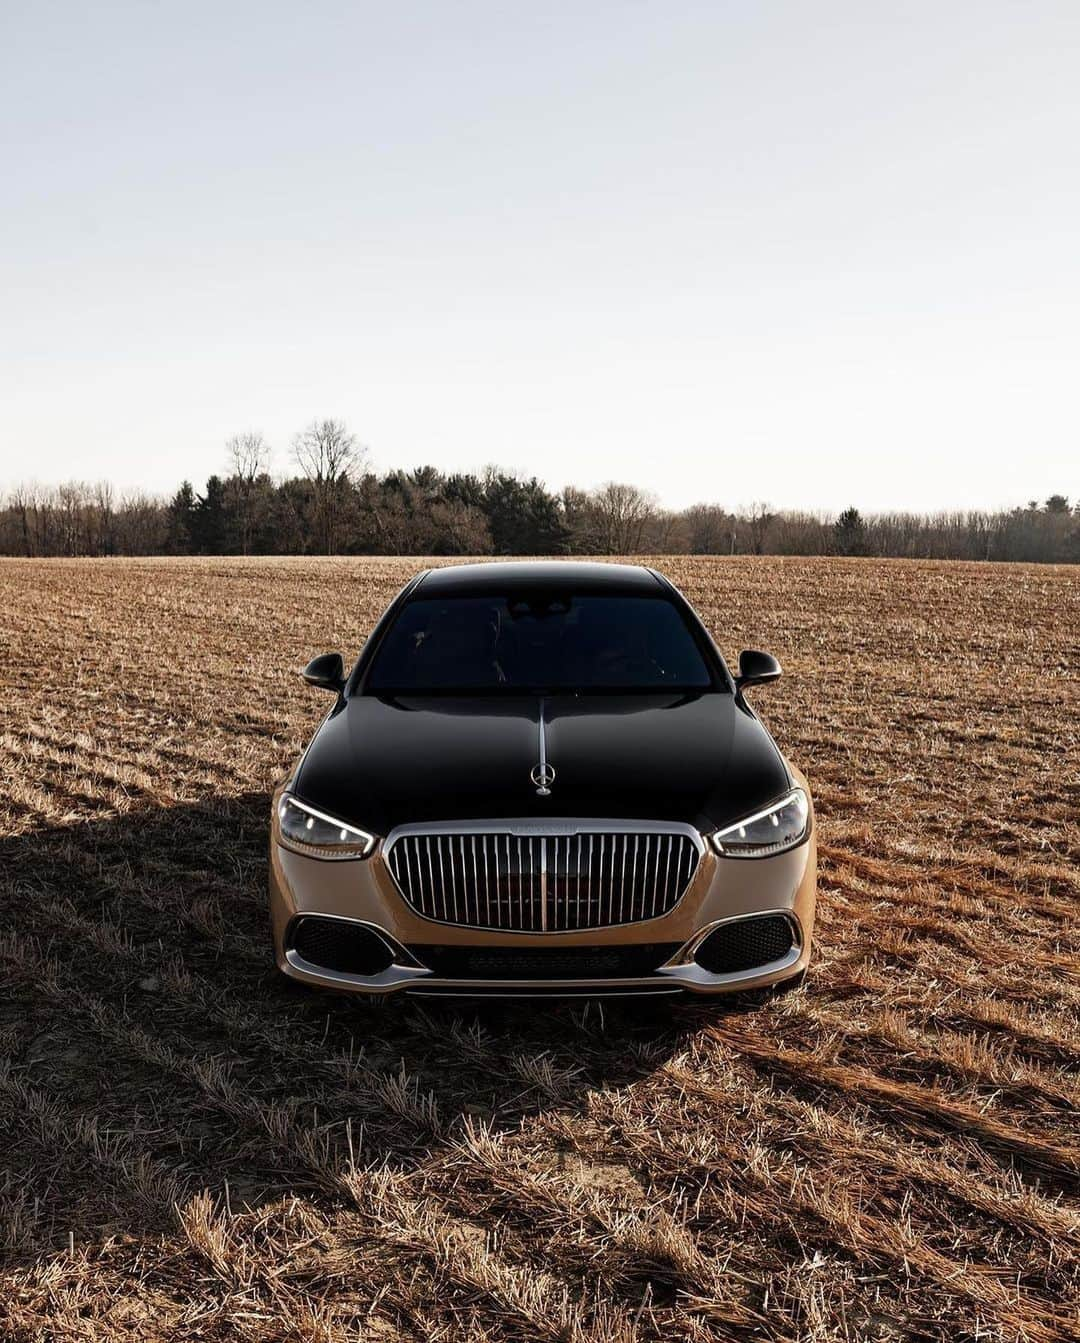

{"left": 293, "top": 691, "right": 791, "bottom": 837}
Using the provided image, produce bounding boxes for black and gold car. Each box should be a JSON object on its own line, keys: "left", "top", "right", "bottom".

{"left": 270, "top": 561, "right": 815, "bottom": 998}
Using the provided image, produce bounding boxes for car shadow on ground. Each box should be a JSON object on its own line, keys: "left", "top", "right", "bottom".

{"left": 0, "top": 791, "right": 762, "bottom": 1264}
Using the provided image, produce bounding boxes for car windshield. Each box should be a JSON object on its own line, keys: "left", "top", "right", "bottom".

{"left": 364, "top": 593, "right": 716, "bottom": 693}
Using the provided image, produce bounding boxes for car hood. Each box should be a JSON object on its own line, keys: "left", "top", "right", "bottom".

{"left": 293, "top": 692, "right": 792, "bottom": 838}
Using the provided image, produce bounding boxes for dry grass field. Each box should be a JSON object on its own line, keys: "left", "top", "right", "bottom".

{"left": 0, "top": 555, "right": 1077, "bottom": 1343}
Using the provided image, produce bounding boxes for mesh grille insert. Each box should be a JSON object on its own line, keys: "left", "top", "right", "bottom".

{"left": 693, "top": 916, "right": 795, "bottom": 974}
{"left": 290, "top": 917, "right": 395, "bottom": 975}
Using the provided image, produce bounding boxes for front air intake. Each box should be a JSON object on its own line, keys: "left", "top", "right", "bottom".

{"left": 693, "top": 915, "right": 795, "bottom": 974}
{"left": 289, "top": 917, "right": 396, "bottom": 975}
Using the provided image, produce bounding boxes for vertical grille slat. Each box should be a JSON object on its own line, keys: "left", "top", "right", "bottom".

{"left": 663, "top": 838, "right": 672, "bottom": 917}
{"left": 586, "top": 836, "right": 594, "bottom": 927}
{"left": 618, "top": 835, "right": 629, "bottom": 925}
{"left": 551, "top": 835, "right": 560, "bottom": 931}
{"left": 597, "top": 835, "right": 605, "bottom": 930}
{"left": 482, "top": 835, "right": 490, "bottom": 927}
{"left": 388, "top": 827, "right": 699, "bottom": 932}
{"left": 575, "top": 834, "right": 583, "bottom": 929}
{"left": 436, "top": 841, "right": 447, "bottom": 921}
{"left": 469, "top": 837, "right": 476, "bottom": 924}
{"left": 446, "top": 839, "right": 457, "bottom": 922}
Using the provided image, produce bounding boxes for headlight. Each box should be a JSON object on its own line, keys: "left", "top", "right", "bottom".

{"left": 277, "top": 794, "right": 376, "bottom": 860}
{"left": 711, "top": 789, "right": 809, "bottom": 858}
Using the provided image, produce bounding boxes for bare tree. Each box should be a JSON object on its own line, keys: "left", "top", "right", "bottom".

{"left": 590, "top": 482, "right": 658, "bottom": 553}
{"left": 745, "top": 501, "right": 774, "bottom": 555}
{"left": 226, "top": 431, "right": 270, "bottom": 483}
{"left": 644, "top": 508, "right": 680, "bottom": 551}
{"left": 769, "top": 509, "right": 829, "bottom": 556}
{"left": 8, "top": 483, "right": 36, "bottom": 556}
{"left": 357, "top": 473, "right": 414, "bottom": 555}
{"left": 226, "top": 431, "right": 271, "bottom": 554}
{"left": 429, "top": 499, "right": 493, "bottom": 555}
{"left": 683, "top": 503, "right": 730, "bottom": 554}
{"left": 93, "top": 481, "right": 115, "bottom": 555}
{"left": 116, "top": 490, "right": 168, "bottom": 553}
{"left": 57, "top": 482, "right": 89, "bottom": 555}
{"left": 291, "top": 419, "right": 366, "bottom": 553}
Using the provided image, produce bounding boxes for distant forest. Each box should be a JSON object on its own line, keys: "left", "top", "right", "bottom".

{"left": 2, "top": 421, "right": 1076, "bottom": 563}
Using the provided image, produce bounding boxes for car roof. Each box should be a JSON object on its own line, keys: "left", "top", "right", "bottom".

{"left": 414, "top": 560, "right": 663, "bottom": 597}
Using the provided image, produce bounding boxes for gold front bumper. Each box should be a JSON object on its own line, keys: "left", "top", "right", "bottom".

{"left": 268, "top": 793, "right": 817, "bottom": 997}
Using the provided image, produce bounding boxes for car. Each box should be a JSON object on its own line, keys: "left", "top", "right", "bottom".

{"left": 269, "top": 561, "right": 816, "bottom": 999}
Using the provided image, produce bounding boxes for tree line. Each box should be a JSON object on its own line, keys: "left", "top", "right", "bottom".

{"left": 1, "top": 420, "right": 1076, "bottom": 563}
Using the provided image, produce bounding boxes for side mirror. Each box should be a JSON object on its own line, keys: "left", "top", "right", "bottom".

{"left": 735, "top": 649, "right": 782, "bottom": 690}
{"left": 301, "top": 652, "right": 345, "bottom": 693}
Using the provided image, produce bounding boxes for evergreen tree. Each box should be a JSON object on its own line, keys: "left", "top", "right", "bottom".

{"left": 443, "top": 472, "right": 486, "bottom": 509}
{"left": 166, "top": 481, "right": 197, "bottom": 554}
{"left": 192, "top": 476, "right": 229, "bottom": 553}
{"left": 834, "top": 506, "right": 867, "bottom": 556}
{"left": 481, "top": 472, "right": 569, "bottom": 554}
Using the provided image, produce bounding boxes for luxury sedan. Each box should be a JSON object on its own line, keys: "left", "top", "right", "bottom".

{"left": 269, "top": 561, "right": 815, "bottom": 998}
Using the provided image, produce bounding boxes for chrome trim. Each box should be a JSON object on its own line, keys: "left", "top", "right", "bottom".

{"left": 539, "top": 826, "right": 549, "bottom": 931}
{"left": 407, "top": 986, "right": 684, "bottom": 999}
{"left": 660, "top": 909, "right": 803, "bottom": 980}
{"left": 281, "top": 934, "right": 804, "bottom": 997}
{"left": 381, "top": 818, "right": 705, "bottom": 933}
{"left": 383, "top": 817, "right": 706, "bottom": 844}
{"left": 284, "top": 915, "right": 430, "bottom": 988}
{"left": 531, "top": 697, "right": 555, "bottom": 796}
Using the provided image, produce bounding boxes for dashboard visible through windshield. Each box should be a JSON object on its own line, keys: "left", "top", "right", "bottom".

{"left": 363, "top": 593, "right": 717, "bottom": 693}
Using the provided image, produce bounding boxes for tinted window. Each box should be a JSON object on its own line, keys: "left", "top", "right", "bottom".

{"left": 365, "top": 593, "right": 714, "bottom": 692}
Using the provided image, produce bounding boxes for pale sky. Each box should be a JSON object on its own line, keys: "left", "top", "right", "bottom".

{"left": 1, "top": 1, "right": 1077, "bottom": 513}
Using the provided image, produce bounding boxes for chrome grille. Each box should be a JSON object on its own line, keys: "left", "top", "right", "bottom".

{"left": 384, "top": 824, "right": 702, "bottom": 931}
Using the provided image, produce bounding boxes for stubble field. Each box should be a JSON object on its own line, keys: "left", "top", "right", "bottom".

{"left": 0, "top": 555, "right": 1077, "bottom": 1343}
